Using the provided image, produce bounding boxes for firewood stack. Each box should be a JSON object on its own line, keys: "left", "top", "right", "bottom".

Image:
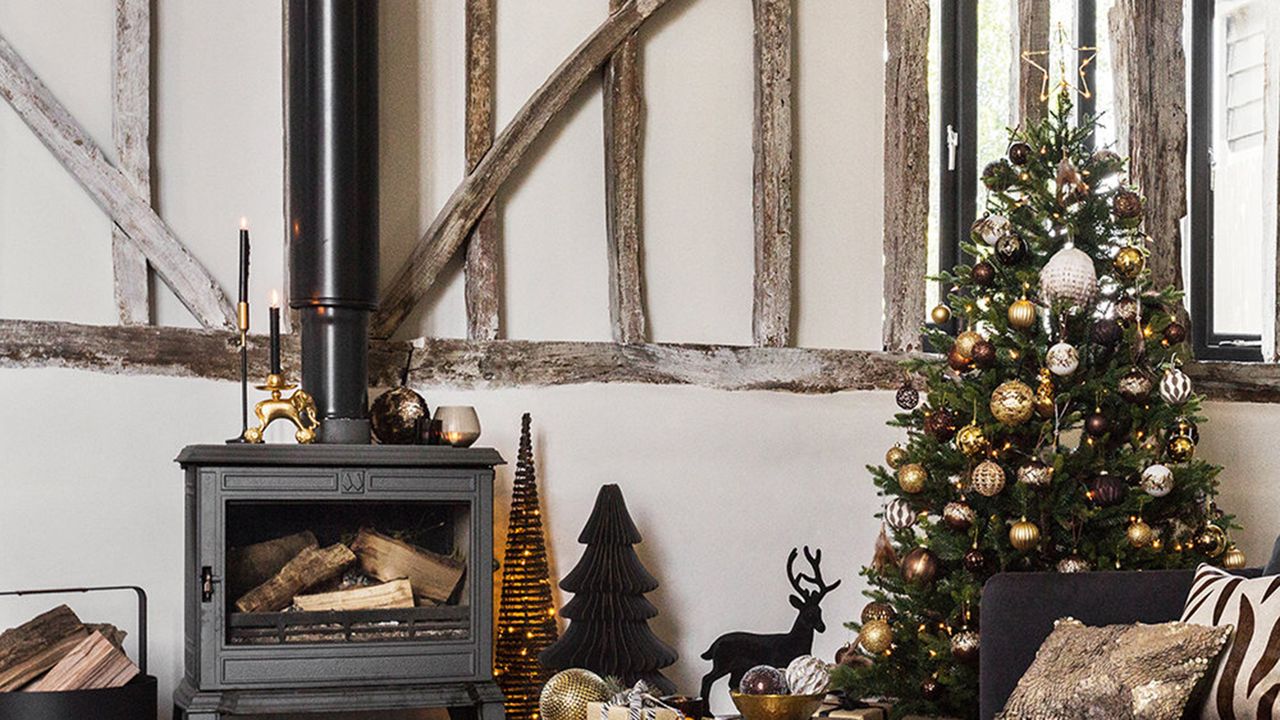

{"left": 0, "top": 605, "right": 139, "bottom": 693}
{"left": 230, "top": 528, "right": 466, "bottom": 614}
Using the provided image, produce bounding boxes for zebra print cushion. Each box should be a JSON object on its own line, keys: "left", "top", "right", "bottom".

{"left": 1181, "top": 564, "right": 1280, "bottom": 720}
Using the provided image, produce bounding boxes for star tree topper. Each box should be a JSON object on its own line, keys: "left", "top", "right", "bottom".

{"left": 1022, "top": 22, "right": 1097, "bottom": 102}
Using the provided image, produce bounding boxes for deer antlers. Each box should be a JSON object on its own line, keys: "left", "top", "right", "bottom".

{"left": 786, "top": 546, "right": 841, "bottom": 601}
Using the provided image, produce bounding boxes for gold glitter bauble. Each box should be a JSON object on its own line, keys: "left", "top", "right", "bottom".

{"left": 971, "top": 460, "right": 1006, "bottom": 497}
{"left": 1009, "top": 518, "right": 1041, "bottom": 551}
{"left": 885, "top": 444, "right": 908, "bottom": 469}
{"left": 1167, "top": 435, "right": 1196, "bottom": 463}
{"left": 1127, "top": 518, "right": 1154, "bottom": 548}
{"left": 954, "top": 330, "right": 984, "bottom": 359}
{"left": 1222, "top": 546, "right": 1247, "bottom": 570}
{"left": 1113, "top": 246, "right": 1145, "bottom": 282}
{"left": 859, "top": 619, "right": 893, "bottom": 654}
{"left": 1197, "top": 525, "right": 1227, "bottom": 558}
{"left": 897, "top": 463, "right": 928, "bottom": 494}
{"left": 1007, "top": 298, "right": 1037, "bottom": 331}
{"left": 931, "top": 304, "right": 952, "bottom": 325}
{"left": 539, "top": 669, "right": 609, "bottom": 720}
{"left": 861, "top": 601, "right": 896, "bottom": 624}
{"left": 1033, "top": 368, "right": 1055, "bottom": 417}
{"left": 990, "top": 380, "right": 1035, "bottom": 425}
{"left": 955, "top": 423, "right": 988, "bottom": 457}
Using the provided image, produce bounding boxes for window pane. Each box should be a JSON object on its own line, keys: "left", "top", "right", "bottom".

{"left": 1092, "top": 0, "right": 1116, "bottom": 148}
{"left": 976, "top": 0, "right": 1015, "bottom": 212}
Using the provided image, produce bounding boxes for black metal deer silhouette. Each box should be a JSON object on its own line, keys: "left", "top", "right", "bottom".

{"left": 699, "top": 547, "right": 841, "bottom": 700}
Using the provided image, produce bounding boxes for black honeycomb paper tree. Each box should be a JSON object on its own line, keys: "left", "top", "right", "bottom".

{"left": 539, "top": 484, "right": 678, "bottom": 694}
{"left": 495, "top": 413, "right": 559, "bottom": 720}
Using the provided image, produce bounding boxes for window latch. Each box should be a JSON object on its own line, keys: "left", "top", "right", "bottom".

{"left": 947, "top": 124, "right": 959, "bottom": 171}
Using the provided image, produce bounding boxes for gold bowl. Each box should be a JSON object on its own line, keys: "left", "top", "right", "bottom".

{"left": 729, "top": 692, "right": 824, "bottom": 720}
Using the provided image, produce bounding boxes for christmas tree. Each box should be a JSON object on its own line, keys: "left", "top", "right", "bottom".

{"left": 539, "top": 484, "right": 678, "bottom": 694}
{"left": 495, "top": 414, "right": 560, "bottom": 720}
{"left": 834, "top": 88, "right": 1242, "bottom": 718}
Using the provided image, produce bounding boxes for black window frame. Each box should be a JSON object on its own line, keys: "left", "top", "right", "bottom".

{"left": 1189, "top": 0, "right": 1264, "bottom": 362}
{"left": 933, "top": 0, "right": 978, "bottom": 335}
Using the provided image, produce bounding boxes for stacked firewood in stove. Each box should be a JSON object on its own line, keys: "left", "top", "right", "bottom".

{"left": 230, "top": 528, "right": 466, "bottom": 613}
{"left": 0, "top": 605, "right": 139, "bottom": 692}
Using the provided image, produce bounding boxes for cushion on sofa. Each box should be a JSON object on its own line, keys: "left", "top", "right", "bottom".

{"left": 1267, "top": 536, "right": 1280, "bottom": 575}
{"left": 1180, "top": 564, "right": 1280, "bottom": 719}
{"left": 996, "top": 617, "right": 1233, "bottom": 720}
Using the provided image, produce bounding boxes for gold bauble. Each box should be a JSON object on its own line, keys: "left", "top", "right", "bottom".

{"left": 931, "top": 304, "right": 953, "bottom": 325}
{"left": 1007, "top": 298, "right": 1037, "bottom": 331}
{"left": 1009, "top": 518, "right": 1041, "bottom": 551}
{"left": 1113, "top": 246, "right": 1145, "bottom": 282}
{"left": 885, "top": 444, "right": 909, "bottom": 469}
{"left": 971, "top": 460, "right": 1006, "bottom": 497}
{"left": 1127, "top": 518, "right": 1154, "bottom": 548}
{"left": 1167, "top": 435, "right": 1196, "bottom": 463}
{"left": 955, "top": 423, "right": 989, "bottom": 457}
{"left": 897, "top": 463, "right": 928, "bottom": 494}
{"left": 954, "top": 330, "right": 984, "bottom": 359}
{"left": 1222, "top": 545, "right": 1247, "bottom": 570}
{"left": 1033, "top": 368, "right": 1055, "bottom": 417}
{"left": 1016, "top": 460, "right": 1053, "bottom": 488}
{"left": 1198, "top": 525, "right": 1228, "bottom": 558}
{"left": 539, "top": 669, "right": 609, "bottom": 720}
{"left": 990, "top": 380, "right": 1035, "bottom": 425}
{"left": 861, "top": 601, "right": 896, "bottom": 624}
{"left": 859, "top": 619, "right": 893, "bottom": 654}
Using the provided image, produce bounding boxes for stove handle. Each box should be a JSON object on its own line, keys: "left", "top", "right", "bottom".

{"left": 200, "top": 566, "right": 219, "bottom": 603}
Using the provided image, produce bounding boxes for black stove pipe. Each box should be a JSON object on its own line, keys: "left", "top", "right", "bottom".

{"left": 286, "top": 0, "right": 378, "bottom": 444}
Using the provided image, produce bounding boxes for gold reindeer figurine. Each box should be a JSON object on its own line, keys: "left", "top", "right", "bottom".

{"left": 242, "top": 373, "right": 320, "bottom": 444}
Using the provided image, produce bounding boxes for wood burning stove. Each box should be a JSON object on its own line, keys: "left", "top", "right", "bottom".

{"left": 173, "top": 445, "right": 505, "bottom": 720}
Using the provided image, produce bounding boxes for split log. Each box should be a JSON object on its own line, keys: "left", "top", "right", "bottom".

{"left": 111, "top": 0, "right": 152, "bottom": 325}
{"left": 464, "top": 0, "right": 501, "bottom": 341}
{"left": 0, "top": 605, "right": 88, "bottom": 691}
{"left": 235, "top": 543, "right": 356, "bottom": 613}
{"left": 226, "top": 531, "right": 319, "bottom": 601}
{"left": 25, "top": 631, "right": 139, "bottom": 692}
{"left": 351, "top": 529, "right": 465, "bottom": 605}
{"left": 751, "top": 0, "right": 794, "bottom": 348}
{"left": 86, "top": 624, "right": 127, "bottom": 651}
{"left": 294, "top": 579, "right": 415, "bottom": 612}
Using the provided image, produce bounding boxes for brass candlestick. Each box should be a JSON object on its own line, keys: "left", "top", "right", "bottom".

{"left": 242, "top": 372, "right": 319, "bottom": 444}
{"left": 226, "top": 301, "right": 251, "bottom": 444}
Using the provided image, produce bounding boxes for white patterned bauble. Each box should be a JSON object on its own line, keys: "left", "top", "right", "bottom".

{"left": 1140, "top": 464, "right": 1174, "bottom": 497}
{"left": 884, "top": 497, "right": 917, "bottom": 531}
{"left": 1045, "top": 342, "right": 1080, "bottom": 376}
{"left": 971, "top": 214, "right": 1012, "bottom": 246}
{"left": 785, "top": 655, "right": 833, "bottom": 696}
{"left": 1159, "top": 368, "right": 1192, "bottom": 405}
{"left": 1040, "top": 245, "right": 1098, "bottom": 311}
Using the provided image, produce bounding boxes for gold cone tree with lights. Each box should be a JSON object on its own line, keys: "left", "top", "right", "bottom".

{"left": 833, "top": 89, "right": 1242, "bottom": 718}
{"left": 495, "top": 413, "right": 560, "bottom": 720}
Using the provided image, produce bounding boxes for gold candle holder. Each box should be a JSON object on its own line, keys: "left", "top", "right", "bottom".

{"left": 242, "top": 373, "right": 320, "bottom": 444}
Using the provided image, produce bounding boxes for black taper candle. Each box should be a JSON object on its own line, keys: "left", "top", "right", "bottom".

{"left": 238, "top": 219, "right": 250, "bottom": 303}
{"left": 269, "top": 298, "right": 281, "bottom": 375}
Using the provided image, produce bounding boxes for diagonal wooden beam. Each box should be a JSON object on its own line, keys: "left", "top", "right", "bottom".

{"left": 603, "top": 0, "right": 648, "bottom": 344}
{"left": 751, "top": 0, "right": 794, "bottom": 347}
{"left": 372, "top": 0, "right": 670, "bottom": 339}
{"left": 464, "top": 0, "right": 500, "bottom": 341}
{"left": 0, "top": 29, "right": 234, "bottom": 330}
{"left": 112, "top": 0, "right": 152, "bottom": 325}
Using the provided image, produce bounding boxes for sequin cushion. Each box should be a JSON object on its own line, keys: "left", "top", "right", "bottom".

{"left": 997, "top": 617, "right": 1234, "bottom": 720}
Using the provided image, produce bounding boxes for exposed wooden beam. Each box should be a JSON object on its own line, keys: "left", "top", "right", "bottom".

{"left": 111, "top": 0, "right": 152, "bottom": 326}
{"left": 0, "top": 30, "right": 233, "bottom": 330}
{"left": 373, "top": 0, "right": 670, "bottom": 339}
{"left": 1016, "top": 0, "right": 1050, "bottom": 127}
{"left": 882, "top": 0, "right": 929, "bottom": 353}
{"left": 464, "top": 0, "right": 500, "bottom": 342}
{"left": 751, "top": 0, "right": 794, "bottom": 348}
{"left": 1109, "top": 0, "right": 1187, "bottom": 305}
{"left": 603, "top": 0, "right": 648, "bottom": 345}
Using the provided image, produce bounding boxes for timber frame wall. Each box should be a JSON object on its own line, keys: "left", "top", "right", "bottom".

{"left": 1, "top": 0, "right": 1279, "bottom": 401}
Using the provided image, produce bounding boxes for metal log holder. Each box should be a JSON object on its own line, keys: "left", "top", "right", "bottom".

{"left": 0, "top": 585, "right": 156, "bottom": 720}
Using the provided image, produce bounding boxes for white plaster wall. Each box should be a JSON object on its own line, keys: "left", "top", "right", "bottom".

{"left": 0, "top": 3, "right": 1276, "bottom": 720}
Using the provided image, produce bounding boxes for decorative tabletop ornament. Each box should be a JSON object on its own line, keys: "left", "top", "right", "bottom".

{"left": 1008, "top": 295, "right": 1038, "bottom": 331}
{"left": 1009, "top": 517, "right": 1041, "bottom": 552}
{"left": 1163, "top": 321, "right": 1187, "bottom": 346}
{"left": 1088, "top": 473, "right": 1126, "bottom": 507}
{"left": 897, "top": 463, "right": 928, "bottom": 494}
{"left": 857, "top": 620, "right": 893, "bottom": 655}
{"left": 539, "top": 669, "right": 610, "bottom": 720}
{"left": 739, "top": 666, "right": 789, "bottom": 695}
{"left": 971, "top": 461, "right": 1006, "bottom": 497}
{"left": 990, "top": 380, "right": 1035, "bottom": 425}
{"left": 900, "top": 547, "right": 939, "bottom": 586}
{"left": 1115, "top": 295, "right": 1140, "bottom": 325}
{"left": 1117, "top": 368, "right": 1154, "bottom": 403}
{"left": 1091, "top": 317, "right": 1123, "bottom": 346}
{"left": 942, "top": 501, "right": 976, "bottom": 532}
{"left": 1159, "top": 367, "right": 1192, "bottom": 405}
{"left": 1084, "top": 410, "right": 1111, "bottom": 438}
{"left": 971, "top": 260, "right": 996, "bottom": 286}
{"left": 1017, "top": 460, "right": 1053, "bottom": 488}
{"left": 242, "top": 375, "right": 320, "bottom": 444}
{"left": 1140, "top": 464, "right": 1174, "bottom": 497}
{"left": 995, "top": 233, "right": 1028, "bottom": 265}
{"left": 861, "top": 602, "right": 895, "bottom": 624}
{"left": 955, "top": 423, "right": 988, "bottom": 457}
{"left": 930, "top": 303, "right": 952, "bottom": 325}
{"left": 971, "top": 339, "right": 997, "bottom": 369}
{"left": 1056, "top": 555, "right": 1091, "bottom": 573}
{"left": 1045, "top": 342, "right": 1079, "bottom": 376}
{"left": 982, "top": 159, "right": 1016, "bottom": 191}
{"left": 369, "top": 350, "right": 429, "bottom": 445}
{"left": 1008, "top": 141, "right": 1032, "bottom": 165}
{"left": 1055, "top": 153, "right": 1089, "bottom": 207}
{"left": 883, "top": 497, "right": 917, "bottom": 531}
{"left": 1112, "top": 246, "right": 1145, "bottom": 282}
{"left": 895, "top": 377, "right": 920, "bottom": 410}
{"left": 971, "top": 214, "right": 1012, "bottom": 246}
{"left": 924, "top": 407, "right": 958, "bottom": 441}
{"left": 784, "top": 655, "right": 831, "bottom": 696}
{"left": 1112, "top": 188, "right": 1143, "bottom": 227}
{"left": 435, "top": 406, "right": 482, "bottom": 447}
{"left": 1040, "top": 244, "right": 1098, "bottom": 311}
{"left": 1221, "top": 545, "right": 1247, "bottom": 570}
{"left": 1197, "top": 525, "right": 1227, "bottom": 558}
{"left": 950, "top": 628, "right": 980, "bottom": 665}
{"left": 1126, "top": 517, "right": 1154, "bottom": 548}
{"left": 885, "top": 444, "right": 908, "bottom": 469}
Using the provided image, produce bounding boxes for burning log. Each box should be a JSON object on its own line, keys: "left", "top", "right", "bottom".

{"left": 0, "top": 605, "right": 89, "bottom": 691}
{"left": 235, "top": 543, "right": 356, "bottom": 613}
{"left": 24, "top": 631, "right": 139, "bottom": 692}
{"left": 293, "top": 578, "right": 415, "bottom": 612}
{"left": 227, "top": 531, "right": 319, "bottom": 600}
{"left": 351, "top": 528, "right": 465, "bottom": 604}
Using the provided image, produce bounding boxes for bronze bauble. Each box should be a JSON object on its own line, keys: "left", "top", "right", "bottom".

{"left": 370, "top": 386, "right": 430, "bottom": 445}
{"left": 539, "top": 669, "right": 610, "bottom": 720}
{"left": 1222, "top": 546, "right": 1247, "bottom": 570}
{"left": 990, "top": 380, "right": 1035, "bottom": 425}
{"left": 931, "top": 303, "right": 953, "bottom": 325}
{"left": 971, "top": 460, "right": 1007, "bottom": 497}
{"left": 1113, "top": 189, "right": 1143, "bottom": 225}
{"left": 972, "top": 261, "right": 996, "bottom": 286}
{"left": 897, "top": 463, "right": 928, "bottom": 494}
{"left": 943, "top": 501, "right": 976, "bottom": 532}
{"left": 1056, "top": 555, "right": 1091, "bottom": 573}
{"left": 1092, "top": 318, "right": 1123, "bottom": 346}
{"left": 1127, "top": 518, "right": 1154, "bottom": 548}
{"left": 1084, "top": 411, "right": 1111, "bottom": 438}
{"left": 996, "top": 233, "right": 1028, "bottom": 265}
{"left": 858, "top": 619, "right": 893, "bottom": 654}
{"left": 1163, "top": 322, "right": 1187, "bottom": 345}
{"left": 1008, "top": 297, "right": 1037, "bottom": 331}
{"left": 1117, "top": 369, "right": 1154, "bottom": 402}
{"left": 1113, "top": 247, "right": 1145, "bottom": 282}
{"left": 1198, "top": 525, "right": 1228, "bottom": 557}
{"left": 1008, "top": 141, "right": 1032, "bottom": 166}
{"left": 955, "top": 423, "right": 988, "bottom": 457}
{"left": 950, "top": 629, "right": 981, "bottom": 665}
{"left": 921, "top": 676, "right": 944, "bottom": 702}
{"left": 1009, "top": 518, "right": 1041, "bottom": 551}
{"left": 963, "top": 548, "right": 988, "bottom": 574}
{"left": 861, "top": 602, "right": 896, "bottom": 624}
{"left": 1116, "top": 296, "right": 1140, "bottom": 324}
{"left": 885, "top": 444, "right": 909, "bottom": 469}
{"left": 982, "top": 159, "right": 1016, "bottom": 191}
{"left": 955, "top": 330, "right": 984, "bottom": 358}
{"left": 948, "top": 347, "right": 974, "bottom": 372}
{"left": 1167, "top": 435, "right": 1196, "bottom": 463}
{"left": 972, "top": 340, "right": 997, "bottom": 369}
{"left": 924, "top": 407, "right": 958, "bottom": 441}
{"left": 901, "top": 547, "right": 940, "bottom": 586}
{"left": 1088, "top": 473, "right": 1126, "bottom": 507}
